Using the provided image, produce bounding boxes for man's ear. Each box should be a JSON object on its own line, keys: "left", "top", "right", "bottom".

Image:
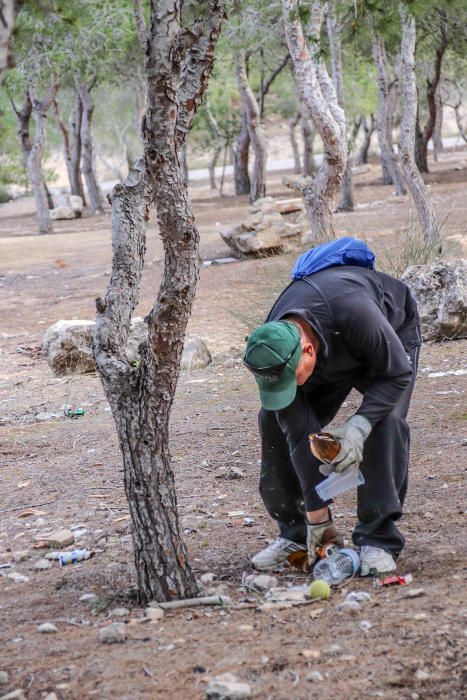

{"left": 304, "top": 342, "right": 315, "bottom": 357}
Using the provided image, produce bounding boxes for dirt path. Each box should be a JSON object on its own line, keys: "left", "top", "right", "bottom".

{"left": 0, "top": 152, "right": 466, "bottom": 699}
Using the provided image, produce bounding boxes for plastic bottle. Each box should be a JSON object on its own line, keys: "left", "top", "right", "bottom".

{"left": 59, "top": 549, "right": 92, "bottom": 566}
{"left": 312, "top": 548, "right": 360, "bottom": 585}
{"left": 315, "top": 468, "right": 365, "bottom": 500}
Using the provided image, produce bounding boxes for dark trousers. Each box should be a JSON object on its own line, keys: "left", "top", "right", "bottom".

{"left": 258, "top": 344, "right": 420, "bottom": 555}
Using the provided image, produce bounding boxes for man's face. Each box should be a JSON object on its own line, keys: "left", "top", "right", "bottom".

{"left": 295, "top": 341, "right": 317, "bottom": 386}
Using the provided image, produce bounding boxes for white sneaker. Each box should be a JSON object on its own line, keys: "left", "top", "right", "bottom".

{"left": 360, "top": 545, "right": 397, "bottom": 576}
{"left": 251, "top": 537, "right": 307, "bottom": 570}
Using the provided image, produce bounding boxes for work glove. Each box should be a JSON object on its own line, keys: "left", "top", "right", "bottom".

{"left": 305, "top": 511, "right": 344, "bottom": 569}
{"left": 319, "top": 414, "right": 372, "bottom": 477}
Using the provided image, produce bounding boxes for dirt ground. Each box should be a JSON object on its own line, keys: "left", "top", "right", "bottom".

{"left": 0, "top": 151, "right": 466, "bottom": 700}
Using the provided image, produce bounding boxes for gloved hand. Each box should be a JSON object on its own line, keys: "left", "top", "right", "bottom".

{"left": 319, "top": 414, "right": 372, "bottom": 476}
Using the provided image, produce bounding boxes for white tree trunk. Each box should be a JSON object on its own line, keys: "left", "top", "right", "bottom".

{"left": 236, "top": 52, "right": 267, "bottom": 203}
{"left": 432, "top": 87, "right": 443, "bottom": 160}
{"left": 370, "top": 28, "right": 406, "bottom": 194}
{"left": 301, "top": 113, "right": 316, "bottom": 176}
{"left": 398, "top": 2, "right": 440, "bottom": 248}
{"left": 282, "top": 0, "right": 347, "bottom": 243}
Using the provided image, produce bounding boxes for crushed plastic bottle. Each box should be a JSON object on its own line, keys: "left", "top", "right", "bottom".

{"left": 312, "top": 548, "right": 360, "bottom": 586}
{"left": 58, "top": 549, "right": 93, "bottom": 566}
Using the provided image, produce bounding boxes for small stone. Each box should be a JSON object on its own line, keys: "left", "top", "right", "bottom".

{"left": 0, "top": 672, "right": 9, "bottom": 685}
{"left": 200, "top": 573, "right": 216, "bottom": 585}
{"left": 403, "top": 588, "right": 426, "bottom": 599}
{"left": 206, "top": 672, "right": 251, "bottom": 699}
{"left": 411, "top": 694, "right": 420, "bottom": 699}
{"left": 111, "top": 607, "right": 129, "bottom": 617}
{"left": 0, "top": 691, "right": 26, "bottom": 700}
{"left": 6, "top": 572, "right": 29, "bottom": 583}
{"left": 79, "top": 593, "right": 97, "bottom": 604}
{"left": 145, "top": 606, "right": 164, "bottom": 622}
{"left": 306, "top": 670, "right": 324, "bottom": 682}
{"left": 245, "top": 574, "right": 278, "bottom": 591}
{"left": 301, "top": 649, "right": 321, "bottom": 660}
{"left": 37, "top": 622, "right": 57, "bottom": 634}
{"left": 413, "top": 613, "right": 428, "bottom": 621}
{"left": 33, "top": 558, "right": 53, "bottom": 570}
{"left": 337, "top": 600, "right": 361, "bottom": 616}
{"left": 34, "top": 518, "right": 47, "bottom": 528}
{"left": 42, "top": 529, "right": 75, "bottom": 548}
{"left": 99, "top": 622, "right": 126, "bottom": 644}
{"left": 324, "top": 643, "right": 342, "bottom": 655}
{"left": 43, "top": 694, "right": 58, "bottom": 700}
{"left": 415, "top": 669, "right": 430, "bottom": 681}
{"left": 359, "top": 620, "right": 372, "bottom": 632}
{"left": 345, "top": 591, "right": 371, "bottom": 603}
{"left": 224, "top": 467, "right": 244, "bottom": 480}
{"left": 12, "top": 551, "right": 29, "bottom": 563}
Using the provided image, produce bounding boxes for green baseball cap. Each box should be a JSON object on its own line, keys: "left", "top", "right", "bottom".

{"left": 243, "top": 321, "right": 302, "bottom": 410}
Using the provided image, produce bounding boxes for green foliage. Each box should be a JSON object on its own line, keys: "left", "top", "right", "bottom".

{"left": 0, "top": 187, "right": 12, "bottom": 203}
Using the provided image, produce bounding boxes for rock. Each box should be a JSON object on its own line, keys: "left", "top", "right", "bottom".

{"left": 337, "top": 600, "right": 361, "bottom": 616}
{"left": 402, "top": 260, "right": 467, "bottom": 341}
{"left": 414, "top": 669, "right": 430, "bottom": 681}
{"left": 43, "top": 693, "right": 58, "bottom": 700}
{"left": 206, "top": 673, "right": 251, "bottom": 699}
{"left": 35, "top": 411, "right": 61, "bottom": 422}
{"left": 6, "top": 572, "right": 29, "bottom": 583}
{"left": 145, "top": 606, "right": 164, "bottom": 622}
{"left": 245, "top": 574, "right": 278, "bottom": 591}
{"left": 42, "top": 320, "right": 95, "bottom": 376}
{"left": 37, "top": 622, "right": 57, "bottom": 634}
{"left": 99, "top": 622, "right": 126, "bottom": 644}
{"left": 0, "top": 672, "right": 8, "bottom": 685}
{"left": 273, "top": 198, "right": 303, "bottom": 214}
{"left": 12, "top": 551, "right": 29, "bottom": 563}
{"left": 359, "top": 620, "right": 372, "bottom": 632}
{"left": 306, "top": 671, "right": 324, "bottom": 682}
{"left": 34, "top": 517, "right": 47, "bottom": 528}
{"left": 224, "top": 467, "right": 244, "bottom": 480}
{"left": 57, "top": 194, "right": 83, "bottom": 216}
{"left": 42, "top": 529, "right": 75, "bottom": 548}
{"left": 243, "top": 210, "right": 282, "bottom": 230}
{"left": 345, "top": 591, "right": 371, "bottom": 603}
{"left": 249, "top": 196, "right": 276, "bottom": 213}
{"left": 111, "top": 607, "right": 129, "bottom": 617}
{"left": 0, "top": 691, "right": 26, "bottom": 700}
{"left": 33, "top": 558, "right": 53, "bottom": 570}
{"left": 324, "top": 643, "right": 342, "bottom": 655}
{"left": 200, "top": 573, "right": 217, "bottom": 585}
{"left": 402, "top": 588, "right": 426, "bottom": 599}
{"left": 301, "top": 649, "right": 321, "bottom": 659}
{"left": 79, "top": 593, "right": 97, "bottom": 604}
{"left": 181, "top": 338, "right": 212, "bottom": 370}
{"left": 42, "top": 318, "right": 150, "bottom": 376}
{"left": 50, "top": 206, "right": 76, "bottom": 220}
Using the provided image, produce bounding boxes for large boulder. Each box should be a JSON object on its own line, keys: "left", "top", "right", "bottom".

{"left": 42, "top": 319, "right": 211, "bottom": 376}
{"left": 402, "top": 260, "right": 467, "bottom": 341}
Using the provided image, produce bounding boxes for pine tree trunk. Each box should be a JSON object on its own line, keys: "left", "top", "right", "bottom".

{"left": 69, "top": 87, "right": 85, "bottom": 200}
{"left": 94, "top": 0, "right": 225, "bottom": 604}
{"left": 414, "top": 13, "right": 448, "bottom": 174}
{"left": 370, "top": 29, "right": 406, "bottom": 194}
{"left": 236, "top": 52, "right": 267, "bottom": 203}
{"left": 355, "top": 114, "right": 375, "bottom": 165}
{"left": 0, "top": 0, "right": 18, "bottom": 82}
{"left": 233, "top": 100, "right": 251, "bottom": 195}
{"left": 398, "top": 2, "right": 440, "bottom": 248}
{"left": 327, "top": 0, "right": 353, "bottom": 213}
{"left": 77, "top": 80, "right": 104, "bottom": 213}
{"left": 27, "top": 106, "right": 53, "bottom": 234}
{"left": 283, "top": 0, "right": 347, "bottom": 243}
{"left": 432, "top": 88, "right": 443, "bottom": 160}
{"left": 301, "top": 113, "right": 316, "bottom": 176}
{"left": 289, "top": 112, "right": 301, "bottom": 174}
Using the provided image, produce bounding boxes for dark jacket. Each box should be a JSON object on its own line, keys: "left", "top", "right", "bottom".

{"left": 267, "top": 266, "right": 421, "bottom": 426}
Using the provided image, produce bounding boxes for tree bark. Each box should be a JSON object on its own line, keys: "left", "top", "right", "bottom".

{"left": 77, "top": 79, "right": 104, "bottom": 214}
{"left": 301, "top": 112, "right": 315, "bottom": 176}
{"left": 289, "top": 112, "right": 301, "bottom": 173}
{"left": 233, "top": 100, "right": 251, "bottom": 195}
{"left": 53, "top": 95, "right": 84, "bottom": 200}
{"left": 414, "top": 11, "right": 448, "bottom": 174}
{"left": 370, "top": 27, "right": 406, "bottom": 194}
{"left": 398, "top": 2, "right": 440, "bottom": 248}
{"left": 27, "top": 81, "right": 59, "bottom": 234}
{"left": 68, "top": 87, "right": 85, "bottom": 200}
{"left": 206, "top": 98, "right": 222, "bottom": 189}
{"left": 236, "top": 51, "right": 267, "bottom": 203}
{"left": 432, "top": 87, "right": 443, "bottom": 160}
{"left": 0, "top": 0, "right": 20, "bottom": 83}
{"left": 282, "top": 0, "right": 347, "bottom": 243}
{"left": 94, "top": 0, "right": 225, "bottom": 605}
{"left": 327, "top": 0, "right": 353, "bottom": 213}
{"left": 355, "top": 114, "right": 375, "bottom": 165}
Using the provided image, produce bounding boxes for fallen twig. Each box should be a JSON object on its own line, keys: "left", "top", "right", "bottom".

{"left": 0, "top": 500, "right": 56, "bottom": 514}
{"left": 157, "top": 594, "right": 231, "bottom": 610}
